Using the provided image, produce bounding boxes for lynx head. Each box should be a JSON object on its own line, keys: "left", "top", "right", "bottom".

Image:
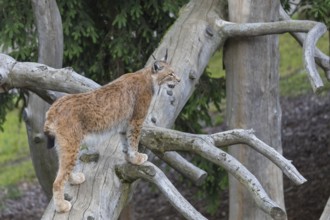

{"left": 150, "top": 50, "right": 180, "bottom": 89}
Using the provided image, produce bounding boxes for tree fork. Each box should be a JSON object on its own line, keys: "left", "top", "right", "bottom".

{"left": 1, "top": 0, "right": 328, "bottom": 218}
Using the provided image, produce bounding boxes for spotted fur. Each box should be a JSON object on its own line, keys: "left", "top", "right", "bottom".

{"left": 44, "top": 59, "right": 180, "bottom": 213}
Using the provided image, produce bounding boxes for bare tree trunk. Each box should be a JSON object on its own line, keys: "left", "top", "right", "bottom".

{"left": 0, "top": 0, "right": 323, "bottom": 218}
{"left": 224, "top": 0, "right": 285, "bottom": 220}
{"left": 40, "top": 0, "right": 225, "bottom": 219}
{"left": 24, "top": 0, "right": 63, "bottom": 198}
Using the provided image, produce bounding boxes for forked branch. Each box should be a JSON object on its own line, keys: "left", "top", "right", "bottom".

{"left": 279, "top": 6, "right": 330, "bottom": 80}
{"left": 210, "top": 129, "right": 307, "bottom": 185}
{"left": 141, "top": 126, "right": 307, "bottom": 219}
{"left": 215, "top": 16, "right": 328, "bottom": 93}
{"left": 116, "top": 162, "right": 207, "bottom": 220}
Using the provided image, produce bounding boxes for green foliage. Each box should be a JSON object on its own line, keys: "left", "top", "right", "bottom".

{"left": 0, "top": 0, "right": 188, "bottom": 125}
{"left": 175, "top": 71, "right": 226, "bottom": 215}
{"left": 0, "top": 109, "right": 33, "bottom": 188}
{"left": 176, "top": 72, "right": 225, "bottom": 133}
{"left": 299, "top": 0, "right": 330, "bottom": 28}
{"left": 0, "top": 0, "right": 227, "bottom": 214}
{"left": 58, "top": 0, "right": 189, "bottom": 84}
{"left": 207, "top": 49, "right": 225, "bottom": 78}
{"left": 0, "top": 94, "right": 14, "bottom": 132}
{"left": 194, "top": 157, "right": 228, "bottom": 215}
{"left": 280, "top": 0, "right": 292, "bottom": 12}
{"left": 0, "top": 0, "right": 37, "bottom": 61}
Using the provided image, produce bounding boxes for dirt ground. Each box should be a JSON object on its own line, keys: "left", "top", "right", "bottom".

{"left": 0, "top": 92, "right": 329, "bottom": 220}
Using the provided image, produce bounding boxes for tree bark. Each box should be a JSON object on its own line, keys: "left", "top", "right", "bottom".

{"left": 224, "top": 1, "right": 285, "bottom": 220}
{"left": 25, "top": 0, "right": 63, "bottom": 198}
{"left": 0, "top": 0, "right": 325, "bottom": 218}
{"left": 40, "top": 0, "right": 226, "bottom": 219}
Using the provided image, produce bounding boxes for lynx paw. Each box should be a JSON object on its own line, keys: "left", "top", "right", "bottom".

{"left": 55, "top": 200, "right": 72, "bottom": 213}
{"left": 127, "top": 152, "right": 148, "bottom": 165}
{"left": 69, "top": 172, "right": 85, "bottom": 185}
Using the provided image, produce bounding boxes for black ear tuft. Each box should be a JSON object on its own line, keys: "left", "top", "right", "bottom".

{"left": 151, "top": 54, "right": 156, "bottom": 60}
{"left": 152, "top": 61, "right": 163, "bottom": 73}
{"left": 160, "top": 49, "right": 168, "bottom": 62}
{"left": 164, "top": 49, "right": 168, "bottom": 62}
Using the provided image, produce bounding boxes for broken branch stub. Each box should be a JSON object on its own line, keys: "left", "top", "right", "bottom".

{"left": 150, "top": 151, "right": 207, "bottom": 186}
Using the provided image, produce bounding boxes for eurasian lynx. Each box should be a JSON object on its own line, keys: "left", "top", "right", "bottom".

{"left": 44, "top": 54, "right": 180, "bottom": 213}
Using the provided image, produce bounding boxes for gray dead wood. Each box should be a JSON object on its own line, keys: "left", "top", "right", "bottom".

{"left": 116, "top": 162, "right": 208, "bottom": 220}
{"left": 279, "top": 6, "right": 330, "bottom": 80}
{"left": 24, "top": 0, "right": 64, "bottom": 198}
{"left": 320, "top": 196, "right": 330, "bottom": 220}
{"left": 1, "top": 0, "right": 327, "bottom": 219}
{"left": 141, "top": 126, "right": 306, "bottom": 218}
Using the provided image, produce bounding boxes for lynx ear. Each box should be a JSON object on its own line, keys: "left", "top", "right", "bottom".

{"left": 161, "top": 49, "right": 168, "bottom": 62}
{"left": 152, "top": 61, "right": 163, "bottom": 73}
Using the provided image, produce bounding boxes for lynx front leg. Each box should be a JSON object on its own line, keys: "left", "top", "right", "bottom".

{"left": 125, "top": 118, "right": 148, "bottom": 165}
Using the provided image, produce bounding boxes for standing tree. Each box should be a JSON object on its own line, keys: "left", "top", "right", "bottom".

{"left": 224, "top": 1, "right": 285, "bottom": 219}
{"left": 0, "top": 0, "right": 329, "bottom": 219}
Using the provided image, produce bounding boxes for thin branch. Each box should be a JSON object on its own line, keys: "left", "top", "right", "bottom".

{"left": 219, "top": 20, "right": 317, "bottom": 38}
{"left": 210, "top": 129, "right": 307, "bottom": 185}
{"left": 29, "top": 88, "right": 64, "bottom": 104}
{"left": 151, "top": 151, "right": 207, "bottom": 186}
{"left": 115, "top": 162, "right": 207, "bottom": 220}
{"left": 279, "top": 6, "right": 330, "bottom": 80}
{"left": 141, "top": 126, "right": 308, "bottom": 219}
{"left": 303, "top": 22, "right": 327, "bottom": 93}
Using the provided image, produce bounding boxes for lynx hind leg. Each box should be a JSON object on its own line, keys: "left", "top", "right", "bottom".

{"left": 125, "top": 119, "right": 148, "bottom": 165}
{"left": 53, "top": 135, "right": 81, "bottom": 213}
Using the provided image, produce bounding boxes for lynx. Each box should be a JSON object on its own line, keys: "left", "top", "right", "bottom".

{"left": 44, "top": 53, "right": 180, "bottom": 213}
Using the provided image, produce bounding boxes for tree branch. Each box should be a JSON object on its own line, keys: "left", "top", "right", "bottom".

{"left": 303, "top": 22, "right": 327, "bottom": 93}
{"left": 115, "top": 162, "right": 207, "bottom": 220}
{"left": 210, "top": 129, "right": 307, "bottom": 185}
{"left": 0, "top": 52, "right": 208, "bottom": 188}
{"left": 0, "top": 53, "right": 99, "bottom": 94}
{"left": 216, "top": 17, "right": 328, "bottom": 93}
{"left": 279, "top": 6, "right": 330, "bottom": 80}
{"left": 141, "top": 126, "right": 308, "bottom": 219}
{"left": 150, "top": 151, "right": 207, "bottom": 186}
{"left": 219, "top": 20, "right": 318, "bottom": 37}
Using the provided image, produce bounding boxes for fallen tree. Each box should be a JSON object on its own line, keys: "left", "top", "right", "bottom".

{"left": 0, "top": 0, "right": 329, "bottom": 219}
